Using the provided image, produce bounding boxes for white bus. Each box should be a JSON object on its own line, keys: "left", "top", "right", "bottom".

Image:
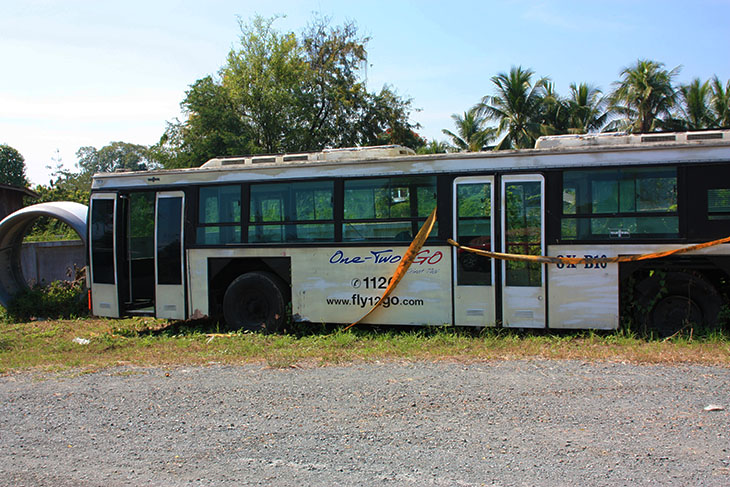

{"left": 86, "top": 130, "right": 730, "bottom": 335}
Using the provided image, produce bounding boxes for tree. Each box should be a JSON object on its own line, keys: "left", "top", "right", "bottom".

{"left": 76, "top": 141, "right": 150, "bottom": 175}
{"left": 441, "top": 109, "right": 495, "bottom": 151}
{"left": 149, "top": 77, "right": 255, "bottom": 169}
{"left": 606, "top": 59, "right": 680, "bottom": 133}
{"left": 540, "top": 81, "right": 569, "bottom": 135}
{"left": 677, "top": 78, "right": 714, "bottom": 131}
{"left": 417, "top": 139, "right": 449, "bottom": 154}
{"left": 565, "top": 83, "right": 609, "bottom": 133}
{"left": 710, "top": 76, "right": 730, "bottom": 128}
{"left": 475, "top": 66, "right": 549, "bottom": 149}
{"left": 0, "top": 145, "right": 29, "bottom": 187}
{"left": 152, "top": 15, "right": 420, "bottom": 168}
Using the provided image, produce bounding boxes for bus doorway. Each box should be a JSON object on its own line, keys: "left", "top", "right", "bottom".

{"left": 501, "top": 174, "right": 546, "bottom": 328}
{"left": 452, "top": 177, "right": 496, "bottom": 326}
{"left": 88, "top": 191, "right": 186, "bottom": 320}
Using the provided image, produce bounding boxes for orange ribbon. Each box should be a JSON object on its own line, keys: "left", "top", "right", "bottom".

{"left": 447, "top": 235, "right": 730, "bottom": 265}
{"left": 344, "top": 207, "right": 438, "bottom": 331}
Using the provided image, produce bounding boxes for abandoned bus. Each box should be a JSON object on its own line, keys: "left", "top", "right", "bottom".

{"left": 87, "top": 130, "right": 730, "bottom": 335}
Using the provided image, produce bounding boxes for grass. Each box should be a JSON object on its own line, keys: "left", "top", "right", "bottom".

{"left": 0, "top": 317, "right": 729, "bottom": 374}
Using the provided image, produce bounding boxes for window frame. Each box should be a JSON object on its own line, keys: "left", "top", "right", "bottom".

{"left": 195, "top": 183, "right": 244, "bottom": 245}
{"left": 558, "top": 165, "right": 680, "bottom": 242}
{"left": 341, "top": 175, "right": 438, "bottom": 242}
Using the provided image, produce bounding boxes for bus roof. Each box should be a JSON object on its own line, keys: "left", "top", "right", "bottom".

{"left": 91, "top": 129, "right": 730, "bottom": 191}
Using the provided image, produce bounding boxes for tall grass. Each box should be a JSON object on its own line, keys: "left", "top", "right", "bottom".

{"left": 1, "top": 317, "right": 728, "bottom": 373}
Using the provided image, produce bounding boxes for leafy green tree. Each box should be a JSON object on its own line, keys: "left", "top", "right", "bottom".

{"left": 362, "top": 87, "right": 422, "bottom": 149}
{"left": 475, "top": 66, "right": 549, "bottom": 149}
{"left": 153, "top": 15, "right": 420, "bottom": 168}
{"left": 441, "top": 109, "right": 495, "bottom": 151}
{"left": 565, "top": 83, "right": 609, "bottom": 133}
{"left": 710, "top": 76, "right": 730, "bottom": 128}
{"left": 76, "top": 142, "right": 151, "bottom": 175}
{"left": 222, "top": 16, "right": 307, "bottom": 153}
{"left": 606, "top": 59, "right": 680, "bottom": 133}
{"left": 0, "top": 145, "right": 29, "bottom": 187}
{"left": 677, "top": 78, "right": 714, "bottom": 130}
{"left": 150, "top": 76, "right": 255, "bottom": 169}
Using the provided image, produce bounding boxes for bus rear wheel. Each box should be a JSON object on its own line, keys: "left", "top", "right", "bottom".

{"left": 636, "top": 271, "right": 721, "bottom": 337}
{"left": 223, "top": 272, "right": 287, "bottom": 333}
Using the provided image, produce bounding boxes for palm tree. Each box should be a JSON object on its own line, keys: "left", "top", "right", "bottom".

{"left": 417, "top": 139, "right": 450, "bottom": 154}
{"left": 677, "top": 78, "right": 713, "bottom": 130}
{"left": 565, "top": 83, "right": 609, "bottom": 133}
{"left": 606, "top": 59, "right": 681, "bottom": 133}
{"left": 475, "top": 66, "right": 549, "bottom": 149}
{"left": 441, "top": 109, "right": 495, "bottom": 152}
{"left": 711, "top": 76, "right": 730, "bottom": 128}
{"left": 540, "top": 81, "right": 569, "bottom": 135}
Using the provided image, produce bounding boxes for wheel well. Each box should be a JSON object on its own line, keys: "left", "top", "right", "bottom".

{"left": 619, "top": 256, "right": 730, "bottom": 332}
{"left": 207, "top": 257, "right": 291, "bottom": 318}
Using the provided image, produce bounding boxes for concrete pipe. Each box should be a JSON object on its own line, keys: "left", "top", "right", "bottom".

{"left": 0, "top": 202, "right": 88, "bottom": 308}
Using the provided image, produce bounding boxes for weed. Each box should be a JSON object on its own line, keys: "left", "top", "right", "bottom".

{"left": 1, "top": 317, "right": 729, "bottom": 373}
{"left": 4, "top": 280, "right": 88, "bottom": 322}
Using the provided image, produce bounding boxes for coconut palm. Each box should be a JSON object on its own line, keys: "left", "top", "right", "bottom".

{"left": 417, "top": 139, "right": 450, "bottom": 154}
{"left": 540, "top": 81, "right": 569, "bottom": 135}
{"left": 606, "top": 59, "right": 681, "bottom": 133}
{"left": 565, "top": 83, "right": 609, "bottom": 133}
{"left": 677, "top": 78, "right": 713, "bottom": 130}
{"left": 711, "top": 76, "right": 730, "bottom": 128}
{"left": 475, "top": 66, "right": 549, "bottom": 149}
{"left": 441, "top": 109, "right": 495, "bottom": 152}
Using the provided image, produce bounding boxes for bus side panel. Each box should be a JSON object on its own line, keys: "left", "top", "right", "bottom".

{"left": 547, "top": 245, "right": 619, "bottom": 330}
{"left": 187, "top": 249, "right": 210, "bottom": 318}
{"left": 293, "top": 246, "right": 451, "bottom": 326}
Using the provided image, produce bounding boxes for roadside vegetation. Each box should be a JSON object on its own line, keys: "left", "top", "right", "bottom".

{"left": 1, "top": 313, "right": 728, "bottom": 374}
{"left": 1, "top": 278, "right": 728, "bottom": 374}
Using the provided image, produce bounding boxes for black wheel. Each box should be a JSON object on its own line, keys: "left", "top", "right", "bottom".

{"left": 635, "top": 271, "right": 721, "bottom": 337}
{"left": 223, "top": 272, "right": 287, "bottom": 333}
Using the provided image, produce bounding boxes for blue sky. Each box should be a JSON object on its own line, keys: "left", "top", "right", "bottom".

{"left": 2, "top": 0, "right": 729, "bottom": 185}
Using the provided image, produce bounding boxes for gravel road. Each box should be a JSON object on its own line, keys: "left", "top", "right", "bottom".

{"left": 1, "top": 360, "right": 729, "bottom": 486}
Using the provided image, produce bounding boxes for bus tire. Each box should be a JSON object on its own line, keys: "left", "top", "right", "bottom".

{"left": 223, "top": 272, "right": 287, "bottom": 333}
{"left": 636, "top": 271, "right": 721, "bottom": 337}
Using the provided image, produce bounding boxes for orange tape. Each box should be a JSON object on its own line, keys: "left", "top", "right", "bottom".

{"left": 344, "top": 207, "right": 438, "bottom": 331}
{"left": 447, "top": 235, "right": 730, "bottom": 265}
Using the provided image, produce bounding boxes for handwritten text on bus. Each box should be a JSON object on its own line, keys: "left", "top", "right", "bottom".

{"left": 329, "top": 249, "right": 443, "bottom": 265}
{"left": 555, "top": 254, "right": 608, "bottom": 269}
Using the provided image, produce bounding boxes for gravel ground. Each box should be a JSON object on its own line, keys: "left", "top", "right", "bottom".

{"left": 1, "top": 360, "right": 729, "bottom": 486}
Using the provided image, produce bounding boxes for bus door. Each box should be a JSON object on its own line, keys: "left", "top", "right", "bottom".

{"left": 89, "top": 193, "right": 120, "bottom": 317}
{"left": 154, "top": 191, "right": 186, "bottom": 320}
{"left": 453, "top": 177, "right": 496, "bottom": 326}
{"left": 501, "top": 174, "right": 546, "bottom": 328}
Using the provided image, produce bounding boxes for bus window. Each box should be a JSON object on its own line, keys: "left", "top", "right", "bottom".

{"left": 197, "top": 185, "right": 241, "bottom": 244}
{"left": 561, "top": 167, "right": 678, "bottom": 240}
{"left": 504, "top": 181, "right": 542, "bottom": 286}
{"left": 90, "top": 198, "right": 115, "bottom": 284}
{"left": 456, "top": 182, "right": 492, "bottom": 285}
{"left": 708, "top": 189, "right": 730, "bottom": 220}
{"left": 249, "top": 181, "right": 334, "bottom": 243}
{"left": 343, "top": 176, "right": 437, "bottom": 241}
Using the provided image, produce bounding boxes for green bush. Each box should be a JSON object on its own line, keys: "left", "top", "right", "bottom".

{"left": 4, "top": 280, "right": 88, "bottom": 322}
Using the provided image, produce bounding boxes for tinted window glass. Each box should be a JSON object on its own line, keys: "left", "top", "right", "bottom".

{"left": 91, "top": 198, "right": 115, "bottom": 284}
{"left": 562, "top": 167, "right": 677, "bottom": 240}
{"left": 456, "top": 182, "right": 491, "bottom": 286}
{"left": 708, "top": 189, "right": 730, "bottom": 220}
{"left": 157, "top": 197, "right": 182, "bottom": 285}
{"left": 199, "top": 186, "right": 240, "bottom": 223}
{"left": 343, "top": 176, "right": 437, "bottom": 241}
{"left": 249, "top": 181, "right": 334, "bottom": 243}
